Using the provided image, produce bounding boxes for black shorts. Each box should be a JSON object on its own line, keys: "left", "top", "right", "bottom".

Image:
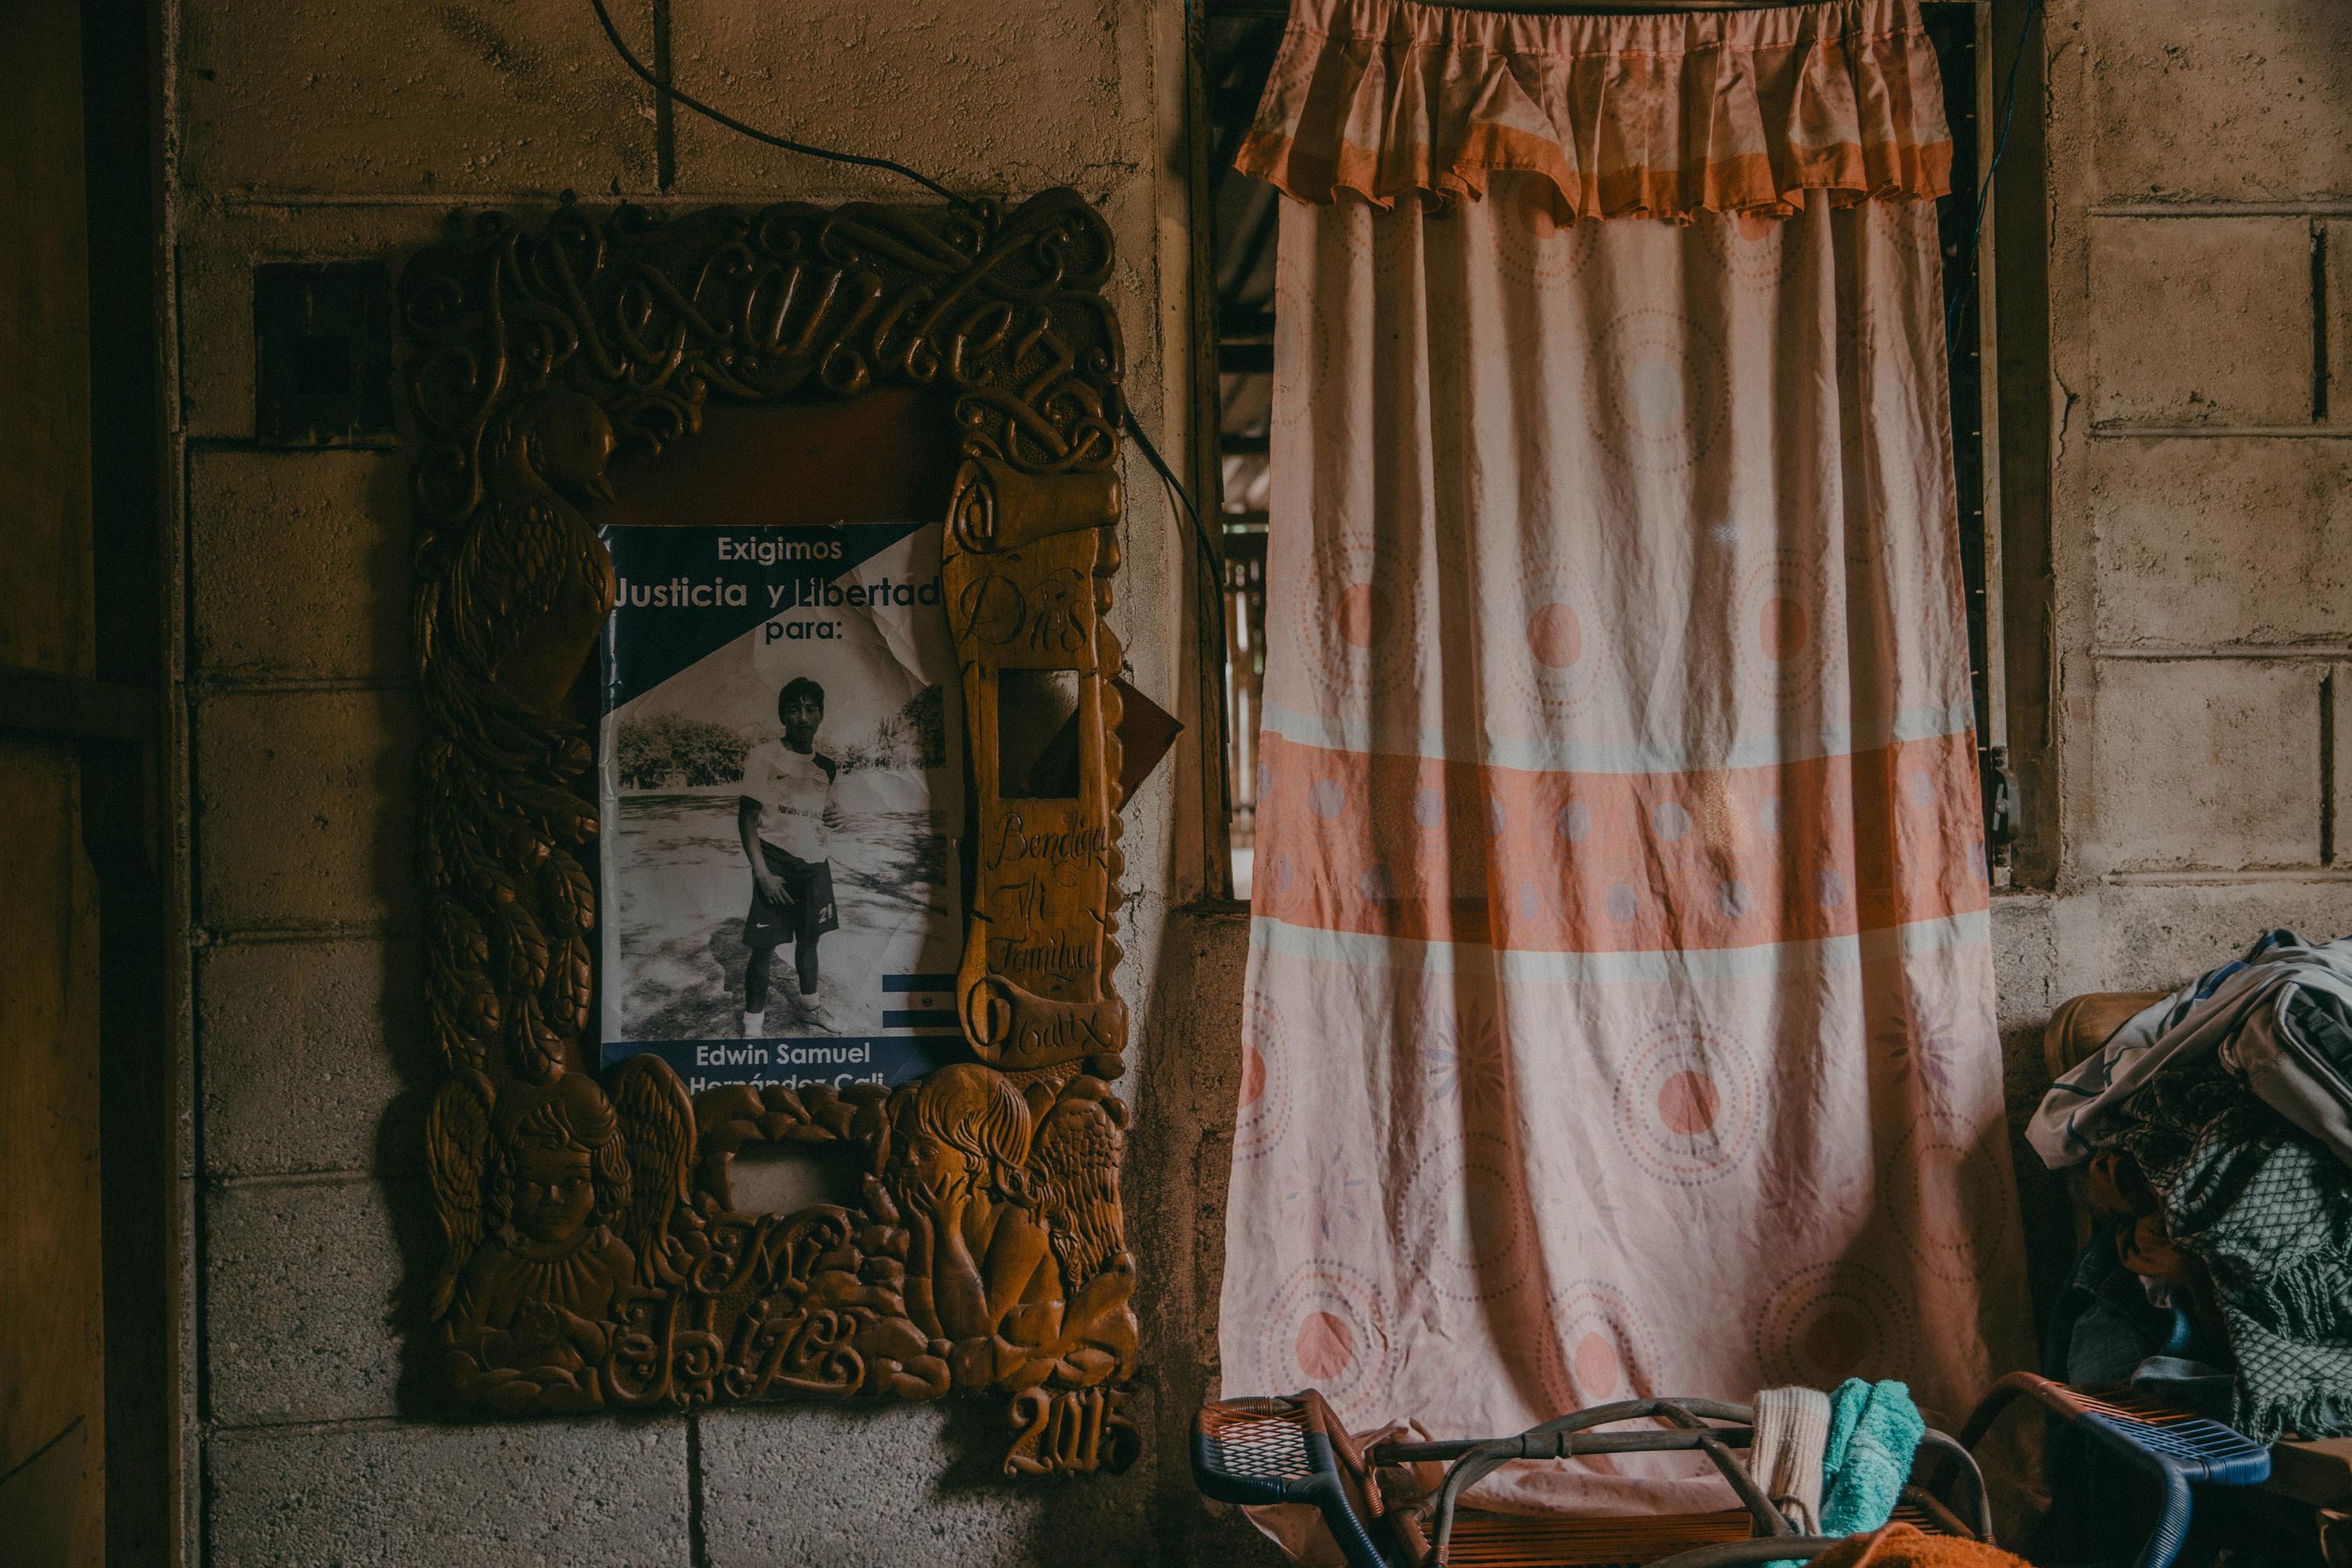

{"left": 742, "top": 842, "right": 839, "bottom": 949}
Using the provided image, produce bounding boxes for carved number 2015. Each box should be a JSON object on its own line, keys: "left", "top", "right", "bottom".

{"left": 1003, "top": 1385, "right": 1139, "bottom": 1478}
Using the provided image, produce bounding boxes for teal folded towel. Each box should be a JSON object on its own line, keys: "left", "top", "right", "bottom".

{"left": 1760, "top": 1378, "right": 1924, "bottom": 1568}
{"left": 1817, "top": 1377, "right": 1925, "bottom": 1538}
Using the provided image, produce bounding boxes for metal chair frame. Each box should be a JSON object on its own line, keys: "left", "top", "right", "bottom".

{"left": 1193, "top": 1391, "right": 1994, "bottom": 1568}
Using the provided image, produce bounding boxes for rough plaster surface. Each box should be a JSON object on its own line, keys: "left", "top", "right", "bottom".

{"left": 2334, "top": 674, "right": 2352, "bottom": 844}
{"left": 2056, "top": 880, "right": 2352, "bottom": 992}
{"left": 180, "top": 0, "right": 659, "bottom": 195}
{"left": 203, "top": 1176, "right": 413, "bottom": 1427}
{"left": 669, "top": 0, "right": 1145, "bottom": 197}
{"left": 696, "top": 1395, "right": 1158, "bottom": 1568}
{"left": 205, "top": 1417, "right": 691, "bottom": 1566}
{"left": 2083, "top": 0, "right": 2352, "bottom": 202}
{"left": 2044, "top": 0, "right": 2352, "bottom": 1109}
{"left": 198, "top": 938, "right": 424, "bottom": 1178}
{"left": 2086, "top": 216, "right": 2314, "bottom": 426}
{"left": 2089, "top": 437, "right": 2352, "bottom": 647}
{"left": 2082, "top": 658, "right": 2322, "bottom": 872}
{"left": 191, "top": 449, "right": 414, "bottom": 683}
{"left": 2332, "top": 220, "right": 2352, "bottom": 430}
{"left": 193, "top": 686, "right": 421, "bottom": 931}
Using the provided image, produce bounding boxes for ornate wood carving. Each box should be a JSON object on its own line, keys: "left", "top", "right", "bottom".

{"left": 397, "top": 189, "right": 1138, "bottom": 1477}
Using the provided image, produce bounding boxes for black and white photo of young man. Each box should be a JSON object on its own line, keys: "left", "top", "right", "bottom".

{"left": 597, "top": 519, "right": 967, "bottom": 1091}
{"left": 736, "top": 676, "right": 842, "bottom": 1036}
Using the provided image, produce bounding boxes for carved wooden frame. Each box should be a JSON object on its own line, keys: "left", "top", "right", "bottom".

{"left": 397, "top": 188, "right": 1138, "bottom": 1476}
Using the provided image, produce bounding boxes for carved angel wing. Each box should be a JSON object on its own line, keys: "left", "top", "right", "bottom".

{"left": 424, "top": 1068, "right": 499, "bottom": 1319}
{"left": 608, "top": 1052, "right": 696, "bottom": 1279}
{"left": 1027, "top": 1080, "right": 1127, "bottom": 1297}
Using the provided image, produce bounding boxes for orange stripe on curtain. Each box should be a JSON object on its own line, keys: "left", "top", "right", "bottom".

{"left": 1251, "top": 729, "right": 1988, "bottom": 952}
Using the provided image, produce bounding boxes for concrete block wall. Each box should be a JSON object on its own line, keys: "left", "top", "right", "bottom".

{"left": 172, "top": 1, "right": 1225, "bottom": 1563}
{"left": 1985, "top": 0, "right": 2352, "bottom": 1287}
{"left": 2039, "top": 0, "right": 2352, "bottom": 887}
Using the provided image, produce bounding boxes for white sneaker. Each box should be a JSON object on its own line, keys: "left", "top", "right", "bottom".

{"left": 742, "top": 1010, "right": 764, "bottom": 1039}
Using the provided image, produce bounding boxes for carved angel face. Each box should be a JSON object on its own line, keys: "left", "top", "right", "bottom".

{"left": 886, "top": 1062, "right": 1035, "bottom": 1212}
{"left": 896, "top": 1129, "right": 980, "bottom": 1206}
{"left": 514, "top": 1142, "right": 598, "bottom": 1243}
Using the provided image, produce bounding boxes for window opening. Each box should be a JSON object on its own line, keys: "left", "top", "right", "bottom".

{"left": 1203, "top": 9, "right": 1285, "bottom": 898}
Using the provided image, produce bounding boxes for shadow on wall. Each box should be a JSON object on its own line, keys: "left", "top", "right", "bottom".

{"left": 1122, "top": 900, "right": 1265, "bottom": 1566}
{"left": 361, "top": 445, "right": 451, "bottom": 1417}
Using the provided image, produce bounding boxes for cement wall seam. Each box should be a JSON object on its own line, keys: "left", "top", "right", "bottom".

{"left": 2103, "top": 868, "right": 2352, "bottom": 886}
{"left": 2092, "top": 644, "right": 2352, "bottom": 662}
{"left": 196, "top": 920, "right": 417, "bottom": 946}
{"left": 2093, "top": 201, "right": 2352, "bottom": 219}
{"left": 2089, "top": 424, "right": 2352, "bottom": 440}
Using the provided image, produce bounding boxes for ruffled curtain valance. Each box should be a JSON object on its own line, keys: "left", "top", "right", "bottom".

{"left": 1234, "top": 0, "right": 1952, "bottom": 220}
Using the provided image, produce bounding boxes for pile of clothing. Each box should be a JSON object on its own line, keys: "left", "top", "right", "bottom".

{"left": 2027, "top": 928, "right": 2352, "bottom": 1442}
{"left": 1806, "top": 1524, "right": 2031, "bottom": 1568}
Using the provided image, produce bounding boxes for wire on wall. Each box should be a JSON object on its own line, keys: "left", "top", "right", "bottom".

{"left": 585, "top": 0, "right": 972, "bottom": 210}
{"left": 582, "top": 0, "right": 1229, "bottom": 597}
{"left": 588, "top": 0, "right": 1236, "bottom": 860}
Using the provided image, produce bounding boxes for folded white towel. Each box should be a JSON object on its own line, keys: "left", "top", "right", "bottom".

{"left": 1750, "top": 1385, "right": 1831, "bottom": 1533}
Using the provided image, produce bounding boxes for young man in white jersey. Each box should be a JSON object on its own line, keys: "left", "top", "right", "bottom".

{"left": 736, "top": 677, "right": 841, "bottom": 1037}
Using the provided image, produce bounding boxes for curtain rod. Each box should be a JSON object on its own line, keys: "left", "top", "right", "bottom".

{"left": 1206, "top": 0, "right": 1976, "bottom": 15}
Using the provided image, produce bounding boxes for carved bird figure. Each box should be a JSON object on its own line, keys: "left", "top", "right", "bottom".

{"left": 419, "top": 387, "right": 619, "bottom": 1083}
{"left": 450, "top": 387, "right": 619, "bottom": 713}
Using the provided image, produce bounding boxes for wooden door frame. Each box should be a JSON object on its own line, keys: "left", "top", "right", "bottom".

{"left": 0, "top": 0, "right": 187, "bottom": 1561}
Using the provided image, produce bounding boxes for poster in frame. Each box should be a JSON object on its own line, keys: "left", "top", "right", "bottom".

{"left": 397, "top": 189, "right": 1141, "bottom": 1476}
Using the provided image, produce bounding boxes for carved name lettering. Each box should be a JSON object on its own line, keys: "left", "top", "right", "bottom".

{"left": 987, "top": 812, "right": 1108, "bottom": 877}
{"left": 989, "top": 932, "right": 1099, "bottom": 979}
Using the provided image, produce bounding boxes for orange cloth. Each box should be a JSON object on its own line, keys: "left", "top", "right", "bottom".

{"left": 1811, "top": 1523, "right": 2033, "bottom": 1568}
{"left": 1233, "top": 0, "right": 1951, "bottom": 220}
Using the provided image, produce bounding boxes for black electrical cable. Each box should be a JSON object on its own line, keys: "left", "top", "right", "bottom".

{"left": 1129, "top": 406, "right": 1241, "bottom": 818}
{"left": 585, "top": 0, "right": 973, "bottom": 210}
{"left": 585, "top": 0, "right": 1225, "bottom": 580}
{"left": 1946, "top": 0, "right": 2040, "bottom": 358}
{"left": 1126, "top": 408, "right": 1229, "bottom": 603}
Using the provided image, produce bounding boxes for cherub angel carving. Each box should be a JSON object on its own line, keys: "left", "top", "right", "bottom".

{"left": 884, "top": 1064, "right": 1137, "bottom": 1392}
{"left": 425, "top": 1054, "right": 695, "bottom": 1412}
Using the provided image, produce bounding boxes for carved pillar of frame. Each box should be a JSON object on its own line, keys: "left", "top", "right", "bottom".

{"left": 397, "top": 189, "right": 1139, "bottom": 1477}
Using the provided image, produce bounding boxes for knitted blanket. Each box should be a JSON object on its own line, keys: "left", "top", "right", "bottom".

{"left": 2106, "top": 1058, "right": 2352, "bottom": 1442}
